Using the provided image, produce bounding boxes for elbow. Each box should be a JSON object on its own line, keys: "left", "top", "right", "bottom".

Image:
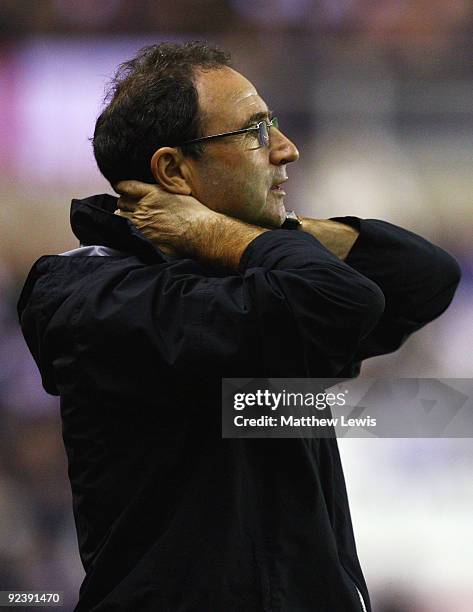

{"left": 443, "top": 254, "right": 462, "bottom": 302}
{"left": 433, "top": 245, "right": 462, "bottom": 289}
{"left": 435, "top": 252, "right": 462, "bottom": 315}
{"left": 417, "top": 250, "right": 462, "bottom": 323}
{"left": 444, "top": 253, "right": 462, "bottom": 292}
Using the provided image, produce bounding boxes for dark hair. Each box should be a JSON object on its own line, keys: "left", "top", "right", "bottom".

{"left": 92, "top": 42, "right": 231, "bottom": 185}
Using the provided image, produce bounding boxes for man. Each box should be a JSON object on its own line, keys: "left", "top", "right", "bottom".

{"left": 18, "top": 42, "right": 460, "bottom": 611}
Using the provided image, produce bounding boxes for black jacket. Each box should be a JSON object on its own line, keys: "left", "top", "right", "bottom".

{"left": 18, "top": 194, "right": 460, "bottom": 612}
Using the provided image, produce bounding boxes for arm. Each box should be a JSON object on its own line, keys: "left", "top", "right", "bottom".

{"left": 116, "top": 182, "right": 459, "bottom": 370}
{"left": 114, "top": 182, "right": 360, "bottom": 268}
{"left": 268, "top": 213, "right": 460, "bottom": 369}
{"left": 113, "top": 182, "right": 385, "bottom": 377}
{"left": 115, "top": 181, "right": 267, "bottom": 270}
{"left": 322, "top": 216, "right": 461, "bottom": 363}
{"left": 206, "top": 229, "right": 385, "bottom": 377}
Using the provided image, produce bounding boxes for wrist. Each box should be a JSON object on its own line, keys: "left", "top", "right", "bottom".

{"left": 300, "top": 217, "right": 359, "bottom": 260}
{"left": 184, "top": 211, "right": 268, "bottom": 270}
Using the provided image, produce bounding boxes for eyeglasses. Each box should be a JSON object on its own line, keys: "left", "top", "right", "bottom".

{"left": 175, "top": 116, "right": 279, "bottom": 149}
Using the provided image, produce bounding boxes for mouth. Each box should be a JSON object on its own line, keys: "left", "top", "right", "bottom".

{"left": 270, "top": 178, "right": 288, "bottom": 194}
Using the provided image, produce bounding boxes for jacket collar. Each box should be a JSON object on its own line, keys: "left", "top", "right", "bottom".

{"left": 70, "top": 194, "right": 168, "bottom": 263}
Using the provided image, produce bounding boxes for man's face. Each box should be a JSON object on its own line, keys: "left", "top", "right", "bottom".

{"left": 185, "top": 67, "right": 299, "bottom": 229}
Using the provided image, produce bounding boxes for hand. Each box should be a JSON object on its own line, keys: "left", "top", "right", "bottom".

{"left": 114, "top": 181, "right": 218, "bottom": 256}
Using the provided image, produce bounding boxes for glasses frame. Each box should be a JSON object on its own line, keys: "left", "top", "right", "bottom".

{"left": 175, "top": 116, "right": 279, "bottom": 149}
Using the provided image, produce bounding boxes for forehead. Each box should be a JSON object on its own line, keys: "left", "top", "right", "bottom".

{"left": 194, "top": 66, "right": 268, "bottom": 131}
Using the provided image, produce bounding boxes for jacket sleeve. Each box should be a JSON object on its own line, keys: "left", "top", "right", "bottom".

{"left": 330, "top": 217, "right": 462, "bottom": 364}
{"left": 25, "top": 229, "right": 386, "bottom": 401}
{"left": 189, "top": 229, "right": 385, "bottom": 377}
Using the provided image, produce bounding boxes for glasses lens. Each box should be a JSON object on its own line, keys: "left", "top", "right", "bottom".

{"left": 258, "top": 122, "right": 269, "bottom": 147}
{"left": 258, "top": 117, "right": 279, "bottom": 147}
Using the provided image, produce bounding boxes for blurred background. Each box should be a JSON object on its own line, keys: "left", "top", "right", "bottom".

{"left": 0, "top": 1, "right": 472, "bottom": 610}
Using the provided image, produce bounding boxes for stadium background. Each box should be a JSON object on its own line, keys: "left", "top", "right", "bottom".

{"left": 0, "top": 1, "right": 472, "bottom": 610}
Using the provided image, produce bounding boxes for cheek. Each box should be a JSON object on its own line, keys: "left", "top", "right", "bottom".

{"left": 192, "top": 174, "right": 242, "bottom": 216}
{"left": 188, "top": 166, "right": 227, "bottom": 212}
{"left": 240, "top": 158, "right": 271, "bottom": 201}
{"left": 192, "top": 153, "right": 271, "bottom": 218}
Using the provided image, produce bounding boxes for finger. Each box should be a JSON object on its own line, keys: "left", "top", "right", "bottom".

{"left": 114, "top": 180, "right": 157, "bottom": 199}
{"left": 117, "top": 196, "right": 138, "bottom": 212}
{"left": 114, "top": 209, "right": 133, "bottom": 219}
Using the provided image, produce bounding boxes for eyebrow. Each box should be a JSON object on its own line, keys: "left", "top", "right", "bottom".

{"left": 239, "top": 109, "right": 273, "bottom": 130}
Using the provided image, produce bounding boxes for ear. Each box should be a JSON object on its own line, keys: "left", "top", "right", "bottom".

{"left": 150, "top": 147, "right": 193, "bottom": 195}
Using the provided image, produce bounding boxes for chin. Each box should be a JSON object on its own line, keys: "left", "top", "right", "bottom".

{"left": 260, "top": 204, "right": 286, "bottom": 229}
{"left": 263, "top": 217, "right": 284, "bottom": 230}
{"left": 234, "top": 197, "right": 285, "bottom": 229}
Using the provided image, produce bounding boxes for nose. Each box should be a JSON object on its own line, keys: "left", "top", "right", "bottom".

{"left": 269, "top": 127, "right": 299, "bottom": 165}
